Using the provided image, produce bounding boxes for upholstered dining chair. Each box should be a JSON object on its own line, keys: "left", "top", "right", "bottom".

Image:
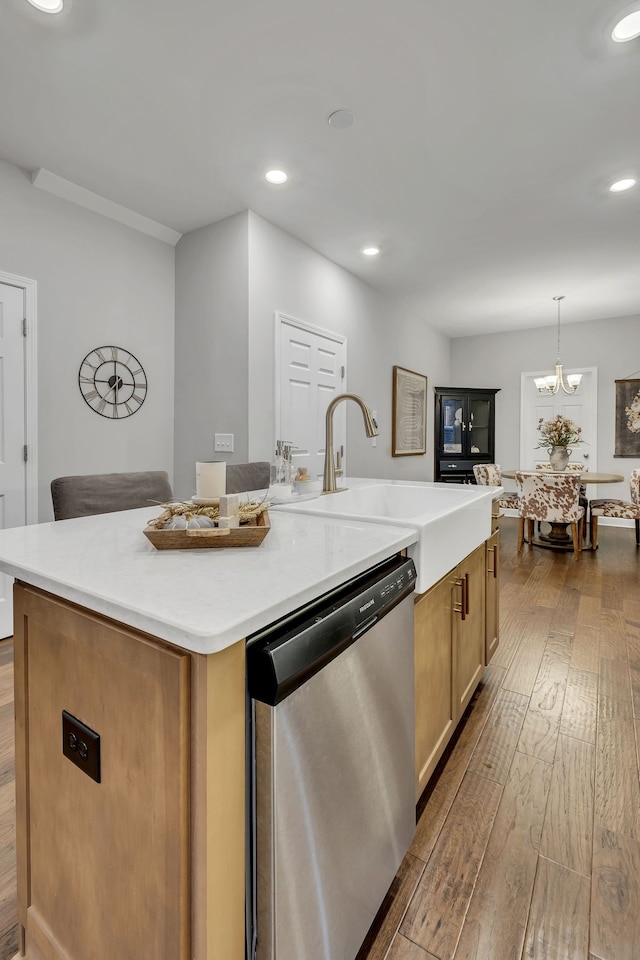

{"left": 51, "top": 470, "right": 173, "bottom": 520}
{"left": 589, "top": 469, "right": 640, "bottom": 550}
{"left": 472, "top": 463, "right": 520, "bottom": 511}
{"left": 225, "top": 461, "right": 270, "bottom": 494}
{"left": 535, "top": 461, "right": 589, "bottom": 528}
{"left": 515, "top": 471, "right": 585, "bottom": 559}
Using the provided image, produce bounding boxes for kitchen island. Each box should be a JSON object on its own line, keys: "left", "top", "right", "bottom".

{"left": 0, "top": 504, "right": 416, "bottom": 960}
{"left": 0, "top": 479, "right": 500, "bottom": 960}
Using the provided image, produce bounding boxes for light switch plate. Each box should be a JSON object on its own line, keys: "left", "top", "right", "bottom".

{"left": 214, "top": 433, "right": 234, "bottom": 453}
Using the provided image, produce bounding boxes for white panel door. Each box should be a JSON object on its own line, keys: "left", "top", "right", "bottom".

{"left": 0, "top": 282, "right": 27, "bottom": 638}
{"left": 277, "top": 316, "right": 346, "bottom": 482}
{"left": 520, "top": 367, "right": 598, "bottom": 480}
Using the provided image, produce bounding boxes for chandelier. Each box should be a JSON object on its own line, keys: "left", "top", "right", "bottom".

{"left": 534, "top": 296, "right": 582, "bottom": 395}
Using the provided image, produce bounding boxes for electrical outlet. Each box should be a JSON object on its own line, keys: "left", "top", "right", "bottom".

{"left": 214, "top": 433, "right": 234, "bottom": 453}
{"left": 62, "top": 710, "right": 101, "bottom": 783}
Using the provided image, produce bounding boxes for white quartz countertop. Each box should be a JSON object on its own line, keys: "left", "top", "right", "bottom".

{"left": 0, "top": 506, "right": 416, "bottom": 654}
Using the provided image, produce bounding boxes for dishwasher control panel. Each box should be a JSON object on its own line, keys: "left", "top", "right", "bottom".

{"left": 247, "top": 555, "right": 416, "bottom": 705}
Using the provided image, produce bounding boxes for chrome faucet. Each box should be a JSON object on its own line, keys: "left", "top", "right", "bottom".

{"left": 323, "top": 393, "right": 378, "bottom": 493}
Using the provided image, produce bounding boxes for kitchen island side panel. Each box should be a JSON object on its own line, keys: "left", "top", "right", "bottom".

{"left": 13, "top": 582, "right": 245, "bottom": 960}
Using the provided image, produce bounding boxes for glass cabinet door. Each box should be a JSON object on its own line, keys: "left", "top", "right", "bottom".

{"left": 441, "top": 396, "right": 466, "bottom": 453}
{"left": 468, "top": 398, "right": 492, "bottom": 455}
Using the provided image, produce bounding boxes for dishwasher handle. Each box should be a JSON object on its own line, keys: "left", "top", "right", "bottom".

{"left": 352, "top": 615, "right": 378, "bottom": 640}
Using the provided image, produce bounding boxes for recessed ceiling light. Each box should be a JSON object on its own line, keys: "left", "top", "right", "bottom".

{"left": 609, "top": 177, "right": 637, "bottom": 192}
{"left": 26, "top": 0, "right": 64, "bottom": 12}
{"left": 611, "top": 10, "right": 640, "bottom": 41}
{"left": 361, "top": 245, "right": 381, "bottom": 257}
{"left": 265, "top": 169, "right": 288, "bottom": 185}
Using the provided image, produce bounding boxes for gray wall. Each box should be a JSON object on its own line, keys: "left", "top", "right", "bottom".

{"left": 0, "top": 160, "right": 176, "bottom": 521}
{"left": 174, "top": 210, "right": 450, "bottom": 486}
{"left": 247, "top": 212, "right": 450, "bottom": 480}
{"left": 450, "top": 313, "right": 640, "bottom": 489}
{"left": 174, "top": 212, "right": 249, "bottom": 497}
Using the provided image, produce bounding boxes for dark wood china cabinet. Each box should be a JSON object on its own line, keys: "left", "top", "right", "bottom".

{"left": 434, "top": 387, "right": 500, "bottom": 483}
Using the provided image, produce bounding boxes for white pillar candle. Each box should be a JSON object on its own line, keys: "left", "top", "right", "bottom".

{"left": 195, "top": 461, "right": 226, "bottom": 498}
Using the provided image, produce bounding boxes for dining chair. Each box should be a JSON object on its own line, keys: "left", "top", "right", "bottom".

{"left": 589, "top": 469, "right": 640, "bottom": 550}
{"left": 51, "top": 470, "right": 173, "bottom": 520}
{"left": 472, "top": 463, "right": 520, "bottom": 510}
{"left": 534, "top": 461, "right": 589, "bottom": 530}
{"left": 225, "top": 461, "right": 270, "bottom": 494}
{"left": 515, "top": 471, "right": 585, "bottom": 559}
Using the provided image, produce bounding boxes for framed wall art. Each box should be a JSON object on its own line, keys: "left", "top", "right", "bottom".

{"left": 614, "top": 378, "right": 640, "bottom": 457}
{"left": 392, "top": 365, "right": 427, "bottom": 456}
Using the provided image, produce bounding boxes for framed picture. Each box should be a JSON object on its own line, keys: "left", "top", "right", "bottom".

{"left": 392, "top": 365, "right": 427, "bottom": 456}
{"left": 614, "top": 378, "right": 640, "bottom": 457}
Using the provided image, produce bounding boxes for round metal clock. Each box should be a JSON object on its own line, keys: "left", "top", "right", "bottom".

{"left": 78, "top": 345, "right": 147, "bottom": 419}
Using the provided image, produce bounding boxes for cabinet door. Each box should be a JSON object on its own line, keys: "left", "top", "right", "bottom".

{"left": 453, "top": 543, "right": 486, "bottom": 717}
{"left": 485, "top": 530, "right": 500, "bottom": 664}
{"left": 414, "top": 577, "right": 456, "bottom": 799}
{"left": 440, "top": 393, "right": 468, "bottom": 455}
{"left": 468, "top": 395, "right": 494, "bottom": 457}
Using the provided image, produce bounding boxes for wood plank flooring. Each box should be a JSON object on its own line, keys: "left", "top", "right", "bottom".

{"left": 359, "top": 519, "right": 640, "bottom": 960}
{"left": 0, "top": 519, "right": 639, "bottom": 960}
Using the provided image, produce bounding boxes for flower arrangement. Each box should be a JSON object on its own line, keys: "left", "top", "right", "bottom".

{"left": 536, "top": 414, "right": 582, "bottom": 448}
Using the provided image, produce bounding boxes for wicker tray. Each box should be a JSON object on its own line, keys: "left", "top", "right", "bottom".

{"left": 143, "top": 510, "right": 270, "bottom": 549}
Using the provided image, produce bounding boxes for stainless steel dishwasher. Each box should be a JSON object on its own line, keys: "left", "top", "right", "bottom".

{"left": 246, "top": 554, "right": 417, "bottom": 960}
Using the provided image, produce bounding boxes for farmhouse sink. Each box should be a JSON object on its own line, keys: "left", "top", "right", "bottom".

{"left": 273, "top": 480, "right": 499, "bottom": 594}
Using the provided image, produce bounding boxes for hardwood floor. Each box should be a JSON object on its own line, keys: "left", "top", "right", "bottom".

{"left": 359, "top": 519, "right": 640, "bottom": 960}
{"left": 0, "top": 519, "right": 638, "bottom": 960}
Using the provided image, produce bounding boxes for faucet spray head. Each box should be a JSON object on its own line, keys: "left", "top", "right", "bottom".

{"left": 364, "top": 410, "right": 378, "bottom": 438}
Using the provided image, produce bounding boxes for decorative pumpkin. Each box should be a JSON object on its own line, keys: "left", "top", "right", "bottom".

{"left": 164, "top": 514, "right": 215, "bottom": 530}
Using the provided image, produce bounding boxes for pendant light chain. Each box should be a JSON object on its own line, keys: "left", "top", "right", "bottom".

{"left": 554, "top": 294, "right": 565, "bottom": 364}
{"left": 534, "top": 295, "right": 582, "bottom": 396}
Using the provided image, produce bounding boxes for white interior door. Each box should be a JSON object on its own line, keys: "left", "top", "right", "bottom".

{"left": 520, "top": 366, "right": 598, "bottom": 478}
{"left": 276, "top": 314, "right": 347, "bottom": 482}
{"left": 0, "top": 281, "right": 27, "bottom": 638}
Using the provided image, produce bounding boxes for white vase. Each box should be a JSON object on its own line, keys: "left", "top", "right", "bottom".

{"left": 549, "top": 445, "right": 570, "bottom": 471}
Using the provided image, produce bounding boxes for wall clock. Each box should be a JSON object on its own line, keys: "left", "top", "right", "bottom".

{"left": 79, "top": 345, "right": 147, "bottom": 419}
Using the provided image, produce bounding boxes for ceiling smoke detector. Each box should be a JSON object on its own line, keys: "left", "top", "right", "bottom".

{"left": 328, "top": 110, "right": 355, "bottom": 130}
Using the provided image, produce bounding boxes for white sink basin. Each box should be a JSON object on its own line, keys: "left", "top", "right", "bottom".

{"left": 273, "top": 480, "right": 498, "bottom": 594}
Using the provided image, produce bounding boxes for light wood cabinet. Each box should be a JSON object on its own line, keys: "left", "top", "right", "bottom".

{"left": 414, "top": 535, "right": 499, "bottom": 799}
{"left": 485, "top": 529, "right": 500, "bottom": 664}
{"left": 13, "top": 583, "right": 246, "bottom": 960}
{"left": 452, "top": 542, "right": 486, "bottom": 718}
{"left": 414, "top": 574, "right": 456, "bottom": 797}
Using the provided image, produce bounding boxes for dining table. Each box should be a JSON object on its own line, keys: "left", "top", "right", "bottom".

{"left": 500, "top": 470, "right": 625, "bottom": 550}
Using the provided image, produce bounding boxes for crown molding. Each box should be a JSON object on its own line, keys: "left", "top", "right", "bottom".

{"left": 31, "top": 168, "right": 182, "bottom": 246}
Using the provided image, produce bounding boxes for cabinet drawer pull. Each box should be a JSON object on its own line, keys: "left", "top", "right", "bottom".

{"left": 487, "top": 545, "right": 498, "bottom": 578}
{"left": 464, "top": 573, "right": 470, "bottom": 615}
{"left": 453, "top": 577, "right": 466, "bottom": 620}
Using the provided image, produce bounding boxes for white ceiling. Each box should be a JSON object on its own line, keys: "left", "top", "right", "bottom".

{"left": 2, "top": 0, "right": 639, "bottom": 337}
